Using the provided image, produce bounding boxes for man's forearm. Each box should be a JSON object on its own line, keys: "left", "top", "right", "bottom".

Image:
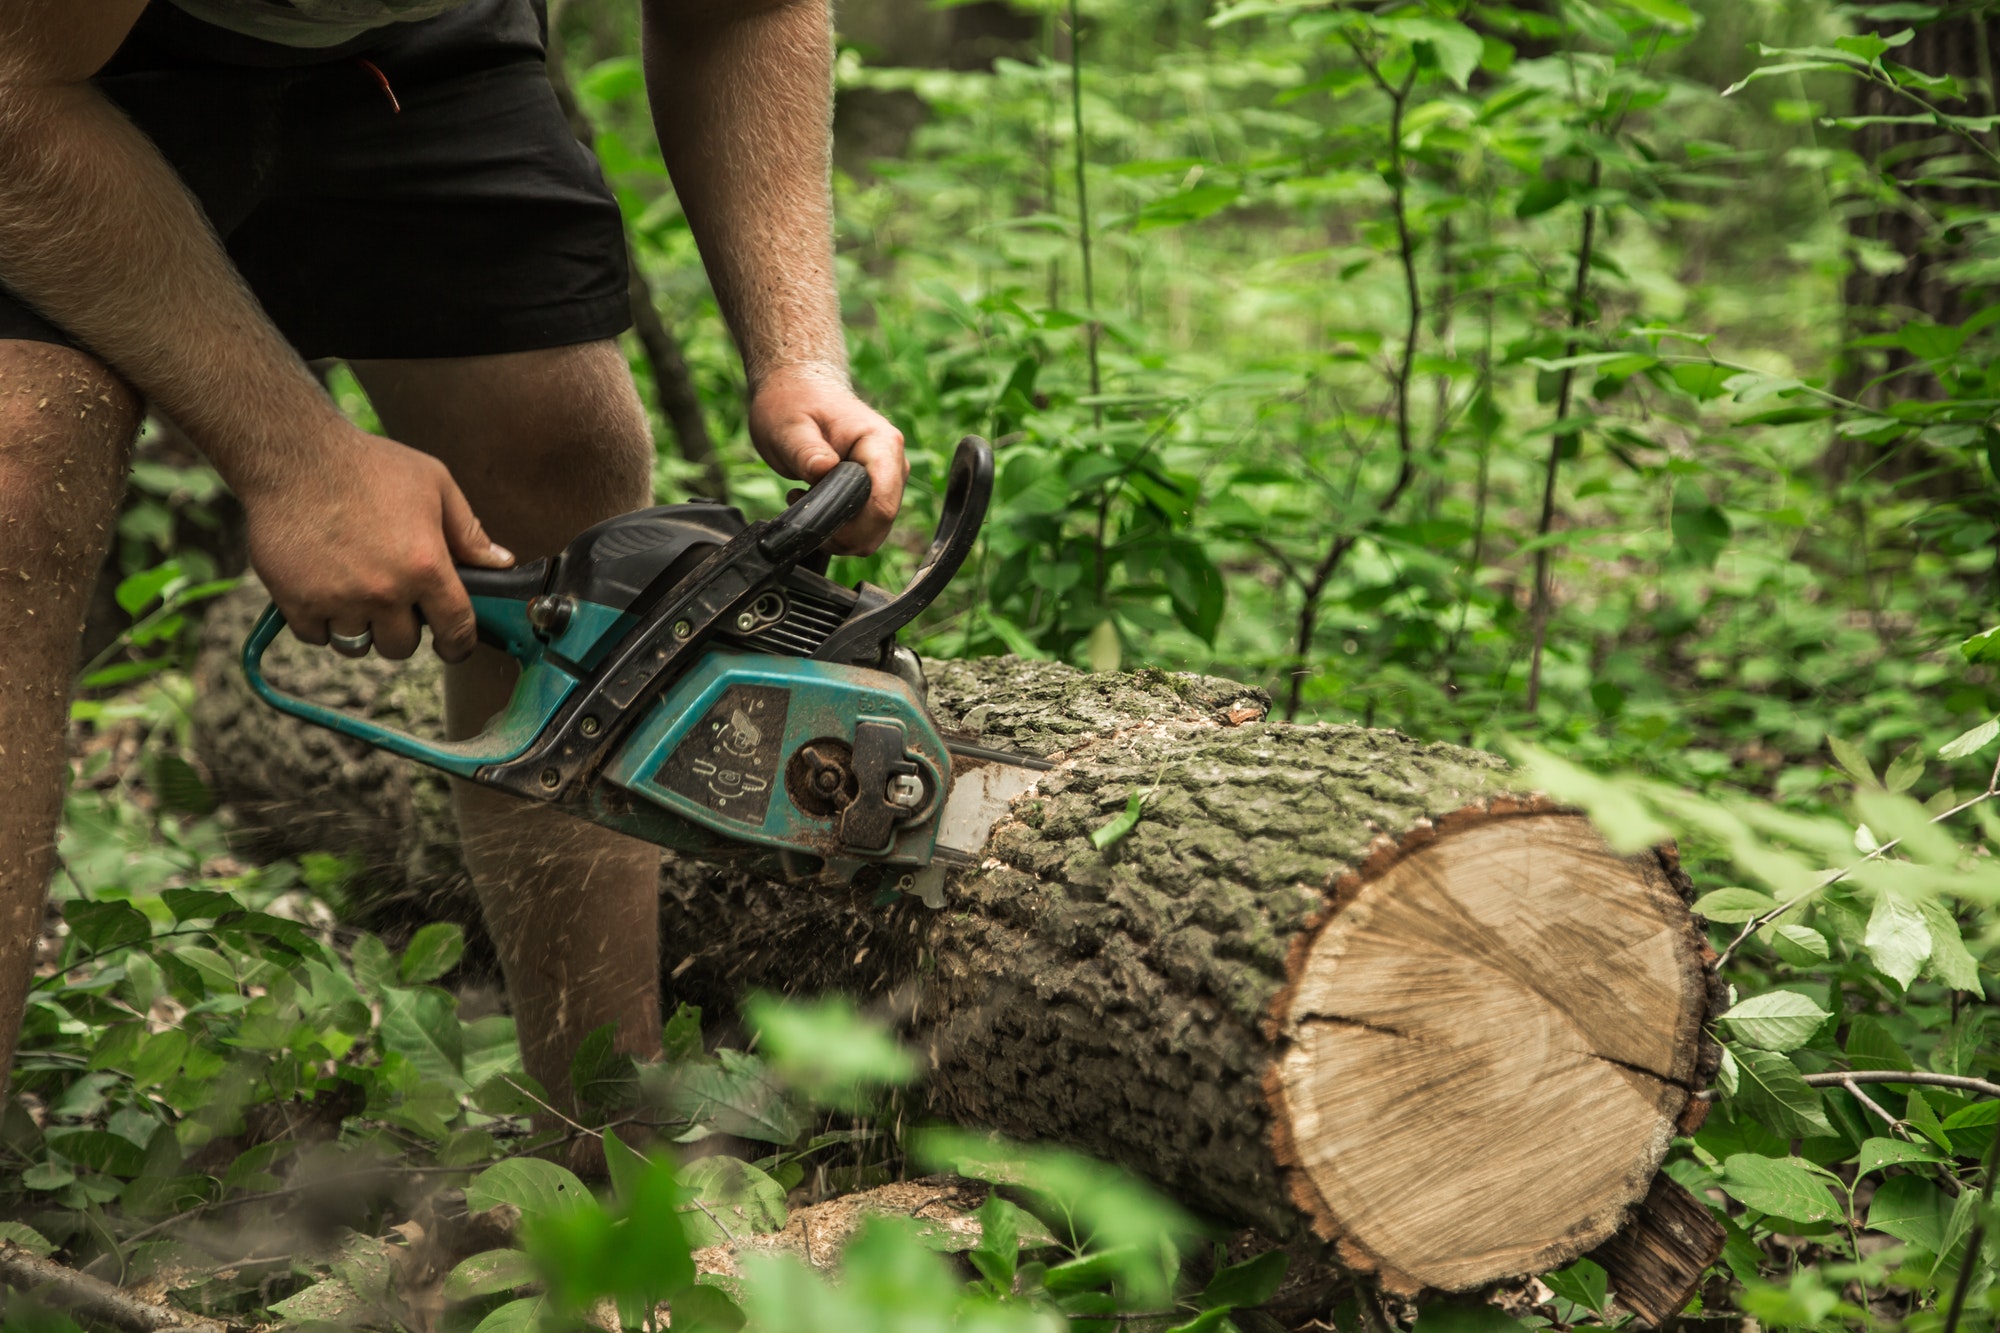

{"left": 642, "top": 0, "right": 846, "bottom": 390}
{"left": 0, "top": 80, "right": 344, "bottom": 496}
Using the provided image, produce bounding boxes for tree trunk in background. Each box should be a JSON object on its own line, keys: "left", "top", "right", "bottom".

{"left": 190, "top": 581, "right": 1720, "bottom": 1302}
{"left": 1835, "top": 21, "right": 1998, "bottom": 412}
{"left": 832, "top": 0, "right": 1038, "bottom": 174}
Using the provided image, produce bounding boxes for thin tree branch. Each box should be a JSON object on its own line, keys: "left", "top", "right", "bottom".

{"left": 0, "top": 1242, "right": 233, "bottom": 1333}
{"left": 1801, "top": 1070, "right": 2000, "bottom": 1100}
{"left": 1524, "top": 158, "right": 1601, "bottom": 715}
{"left": 1284, "top": 48, "right": 1421, "bottom": 720}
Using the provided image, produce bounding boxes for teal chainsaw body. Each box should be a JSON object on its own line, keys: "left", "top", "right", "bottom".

{"left": 242, "top": 437, "right": 1040, "bottom": 893}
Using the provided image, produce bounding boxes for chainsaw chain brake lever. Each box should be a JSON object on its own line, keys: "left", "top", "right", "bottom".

{"left": 812, "top": 435, "right": 993, "bottom": 667}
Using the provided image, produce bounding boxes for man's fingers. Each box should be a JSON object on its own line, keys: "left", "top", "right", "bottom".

{"left": 440, "top": 473, "right": 513, "bottom": 569}
{"left": 282, "top": 606, "right": 330, "bottom": 647}
{"left": 828, "top": 422, "right": 906, "bottom": 554}
{"left": 371, "top": 607, "right": 424, "bottom": 662}
{"left": 419, "top": 566, "right": 479, "bottom": 664}
{"left": 767, "top": 419, "right": 843, "bottom": 483}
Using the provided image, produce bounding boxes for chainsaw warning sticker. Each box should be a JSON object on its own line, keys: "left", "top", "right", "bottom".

{"left": 655, "top": 685, "right": 790, "bottom": 824}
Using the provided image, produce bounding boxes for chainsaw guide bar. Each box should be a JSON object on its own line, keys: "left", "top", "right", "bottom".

{"left": 242, "top": 436, "right": 1045, "bottom": 906}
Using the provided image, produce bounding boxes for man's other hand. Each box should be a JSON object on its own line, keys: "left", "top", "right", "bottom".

{"left": 748, "top": 366, "right": 906, "bottom": 554}
{"left": 243, "top": 423, "right": 513, "bottom": 663}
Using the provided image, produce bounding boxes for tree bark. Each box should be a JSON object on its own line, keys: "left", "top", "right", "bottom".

{"left": 190, "top": 582, "right": 1719, "bottom": 1300}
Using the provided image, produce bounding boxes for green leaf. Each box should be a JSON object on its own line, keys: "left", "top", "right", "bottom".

{"left": 470, "top": 1296, "right": 546, "bottom": 1333}
{"left": 1905, "top": 1089, "right": 1954, "bottom": 1154}
{"left": 473, "top": 1072, "right": 551, "bottom": 1118}
{"left": 1720, "top": 992, "right": 1832, "bottom": 1052}
{"left": 1732, "top": 1048, "right": 1835, "bottom": 1138}
{"left": 1845, "top": 1014, "right": 1914, "bottom": 1071}
{"left": 350, "top": 933, "right": 396, "bottom": 994}
{"left": 1395, "top": 15, "right": 1483, "bottom": 88}
{"left": 62, "top": 901, "right": 152, "bottom": 955}
{"left": 1515, "top": 178, "right": 1570, "bottom": 219}
{"left": 1772, "top": 925, "right": 1830, "bottom": 967}
{"left": 745, "top": 994, "right": 916, "bottom": 1109}
{"left": 1884, "top": 743, "right": 1925, "bottom": 794}
{"left": 46, "top": 1129, "right": 147, "bottom": 1178}
{"left": 377, "top": 985, "right": 465, "bottom": 1087}
{"left": 399, "top": 923, "right": 466, "bottom": 985}
{"left": 1409, "top": 1299, "right": 1534, "bottom": 1333}
{"left": 672, "top": 1286, "right": 746, "bottom": 1333}
{"left": 114, "top": 561, "right": 183, "bottom": 615}
{"left": 1129, "top": 183, "right": 1242, "bottom": 234}
{"left": 1199, "top": 1248, "right": 1288, "bottom": 1310}
{"left": 1829, "top": 735, "right": 1877, "bottom": 786}
{"left": 1609, "top": 0, "right": 1696, "bottom": 27}
{"left": 655, "top": 1050, "right": 806, "bottom": 1145}
{"left": 466, "top": 1158, "right": 592, "bottom": 1220}
{"left": 1918, "top": 898, "right": 1981, "bottom": 991}
{"left": 146, "top": 754, "right": 214, "bottom": 816}
{"left": 570, "top": 1023, "right": 641, "bottom": 1111}
{"left": 445, "top": 1249, "right": 537, "bottom": 1301}
{"left": 1693, "top": 887, "right": 1779, "bottom": 923}
{"left": 1540, "top": 1258, "right": 1609, "bottom": 1316}
{"left": 1868, "top": 1174, "right": 1948, "bottom": 1251}
{"left": 969, "top": 1193, "right": 1022, "bottom": 1291}
{"left": 680, "top": 1156, "right": 789, "bottom": 1247}
{"left": 1864, "top": 893, "right": 1932, "bottom": 989}
{"left": 1854, "top": 1137, "right": 1946, "bottom": 1177}
{"left": 602, "top": 1127, "right": 649, "bottom": 1207}
{"left": 662, "top": 1003, "right": 705, "bottom": 1064}
{"left": 1719, "top": 1154, "right": 1844, "bottom": 1224}
{"left": 1939, "top": 716, "right": 1999, "bottom": 760}
{"left": 160, "top": 889, "right": 239, "bottom": 923}
{"left": 1091, "top": 791, "right": 1147, "bottom": 851}
{"left": 0, "top": 1223, "right": 55, "bottom": 1258}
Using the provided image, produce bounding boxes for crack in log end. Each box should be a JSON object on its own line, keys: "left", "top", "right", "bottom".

{"left": 1294, "top": 1012, "right": 1423, "bottom": 1043}
{"left": 1590, "top": 1050, "right": 1694, "bottom": 1095}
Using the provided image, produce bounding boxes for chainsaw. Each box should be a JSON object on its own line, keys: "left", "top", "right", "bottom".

{"left": 241, "top": 435, "right": 1045, "bottom": 906}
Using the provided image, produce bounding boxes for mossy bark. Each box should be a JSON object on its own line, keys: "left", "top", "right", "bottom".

{"left": 191, "top": 582, "right": 1714, "bottom": 1294}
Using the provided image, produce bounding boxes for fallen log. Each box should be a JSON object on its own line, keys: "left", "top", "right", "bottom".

{"left": 190, "top": 582, "right": 1721, "bottom": 1303}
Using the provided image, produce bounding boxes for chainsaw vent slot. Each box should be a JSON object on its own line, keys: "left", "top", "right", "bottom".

{"left": 741, "top": 588, "right": 849, "bottom": 657}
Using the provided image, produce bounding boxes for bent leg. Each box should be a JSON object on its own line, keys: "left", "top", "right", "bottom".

{"left": 0, "top": 342, "right": 140, "bottom": 1096}
{"left": 350, "top": 342, "right": 661, "bottom": 1123}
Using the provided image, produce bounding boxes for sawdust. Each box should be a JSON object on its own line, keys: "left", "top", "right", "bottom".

{"left": 691, "top": 1174, "right": 993, "bottom": 1277}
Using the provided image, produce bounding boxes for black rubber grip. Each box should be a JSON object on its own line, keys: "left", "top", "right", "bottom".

{"left": 758, "top": 461, "right": 872, "bottom": 563}
{"left": 457, "top": 560, "right": 551, "bottom": 602}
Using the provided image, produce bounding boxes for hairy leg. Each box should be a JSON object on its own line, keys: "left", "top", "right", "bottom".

{"left": 0, "top": 341, "right": 140, "bottom": 1097}
{"left": 350, "top": 342, "right": 661, "bottom": 1126}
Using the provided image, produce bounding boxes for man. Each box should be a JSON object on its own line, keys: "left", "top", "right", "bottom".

{"left": 0, "top": 0, "right": 906, "bottom": 1131}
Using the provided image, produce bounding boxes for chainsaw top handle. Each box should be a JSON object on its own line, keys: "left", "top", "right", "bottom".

{"left": 762, "top": 459, "right": 873, "bottom": 563}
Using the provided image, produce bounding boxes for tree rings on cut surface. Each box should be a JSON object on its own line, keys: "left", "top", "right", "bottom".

{"left": 1266, "top": 806, "right": 1710, "bottom": 1293}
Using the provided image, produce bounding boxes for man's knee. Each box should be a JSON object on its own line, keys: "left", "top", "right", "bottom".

{"left": 0, "top": 341, "right": 139, "bottom": 575}
{"left": 352, "top": 340, "right": 655, "bottom": 542}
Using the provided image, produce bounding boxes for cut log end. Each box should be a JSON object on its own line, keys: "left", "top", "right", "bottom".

{"left": 1265, "top": 808, "right": 1710, "bottom": 1293}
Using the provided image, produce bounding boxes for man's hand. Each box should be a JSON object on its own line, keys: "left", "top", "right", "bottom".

{"left": 748, "top": 365, "right": 907, "bottom": 554}
{"left": 243, "top": 422, "right": 513, "bottom": 663}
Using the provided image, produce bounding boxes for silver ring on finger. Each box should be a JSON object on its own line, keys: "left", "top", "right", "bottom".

{"left": 329, "top": 628, "right": 374, "bottom": 658}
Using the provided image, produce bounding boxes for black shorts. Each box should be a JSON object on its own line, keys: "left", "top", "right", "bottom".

{"left": 0, "top": 0, "right": 631, "bottom": 362}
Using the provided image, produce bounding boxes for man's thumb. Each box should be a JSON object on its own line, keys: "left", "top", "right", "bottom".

{"left": 441, "top": 483, "right": 513, "bottom": 568}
